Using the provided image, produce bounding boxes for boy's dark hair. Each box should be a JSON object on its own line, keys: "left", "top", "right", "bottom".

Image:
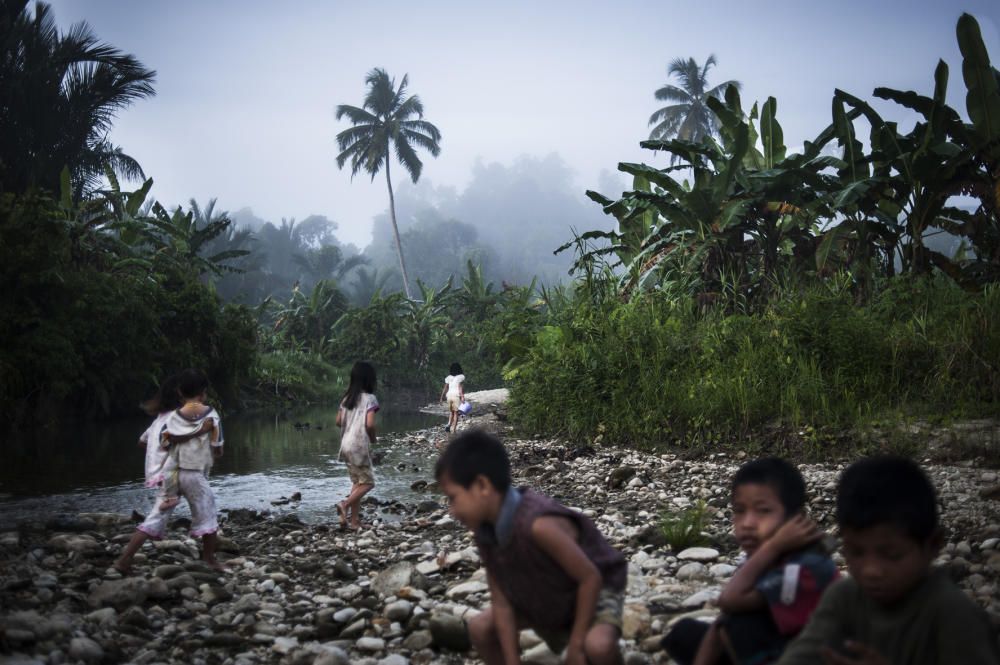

{"left": 836, "top": 456, "right": 938, "bottom": 541}
{"left": 176, "top": 369, "right": 209, "bottom": 400}
{"left": 732, "top": 457, "right": 806, "bottom": 515}
{"left": 450, "top": 362, "right": 463, "bottom": 375}
{"left": 343, "top": 361, "right": 377, "bottom": 410}
{"left": 435, "top": 429, "right": 510, "bottom": 492}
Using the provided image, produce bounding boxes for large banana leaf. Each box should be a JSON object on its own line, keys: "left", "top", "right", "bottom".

{"left": 957, "top": 13, "right": 1000, "bottom": 154}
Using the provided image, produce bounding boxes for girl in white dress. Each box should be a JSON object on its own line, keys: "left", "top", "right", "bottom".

{"left": 439, "top": 363, "right": 465, "bottom": 434}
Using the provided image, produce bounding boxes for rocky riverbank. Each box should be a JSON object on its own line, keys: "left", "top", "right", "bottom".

{"left": 3, "top": 400, "right": 1000, "bottom": 665}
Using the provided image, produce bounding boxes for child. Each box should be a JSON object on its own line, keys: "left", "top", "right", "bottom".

{"left": 436, "top": 430, "right": 625, "bottom": 665}
{"left": 140, "top": 374, "right": 183, "bottom": 511}
{"left": 776, "top": 456, "right": 1000, "bottom": 665}
{"left": 335, "top": 361, "right": 378, "bottom": 531}
{"left": 662, "top": 457, "right": 839, "bottom": 665}
{"left": 439, "top": 362, "right": 465, "bottom": 434}
{"left": 115, "top": 369, "right": 226, "bottom": 573}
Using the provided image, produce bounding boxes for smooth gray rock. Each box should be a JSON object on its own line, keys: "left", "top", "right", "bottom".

{"left": 68, "top": 637, "right": 104, "bottom": 664}
{"left": 429, "top": 612, "right": 470, "bottom": 652}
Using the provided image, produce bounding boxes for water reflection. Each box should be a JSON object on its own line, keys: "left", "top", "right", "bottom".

{"left": 0, "top": 404, "right": 444, "bottom": 528}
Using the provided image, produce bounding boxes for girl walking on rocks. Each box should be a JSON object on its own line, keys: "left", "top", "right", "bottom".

{"left": 439, "top": 362, "right": 465, "bottom": 434}
{"left": 336, "top": 361, "right": 379, "bottom": 531}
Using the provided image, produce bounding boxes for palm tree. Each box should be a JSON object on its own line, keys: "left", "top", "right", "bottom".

{"left": 335, "top": 68, "right": 442, "bottom": 299}
{"left": 648, "top": 55, "right": 740, "bottom": 159}
{"left": 0, "top": 1, "right": 156, "bottom": 195}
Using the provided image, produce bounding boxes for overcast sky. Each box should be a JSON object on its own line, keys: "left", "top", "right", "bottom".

{"left": 49, "top": 0, "right": 1000, "bottom": 248}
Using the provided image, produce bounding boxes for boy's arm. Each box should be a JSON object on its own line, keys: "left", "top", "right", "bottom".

{"left": 718, "top": 514, "right": 820, "bottom": 613}
{"left": 692, "top": 621, "right": 726, "bottom": 665}
{"left": 775, "top": 580, "right": 848, "bottom": 665}
{"left": 335, "top": 407, "right": 344, "bottom": 428}
{"left": 531, "top": 515, "right": 602, "bottom": 665}
{"left": 486, "top": 572, "right": 521, "bottom": 665}
{"left": 440, "top": 383, "right": 447, "bottom": 402}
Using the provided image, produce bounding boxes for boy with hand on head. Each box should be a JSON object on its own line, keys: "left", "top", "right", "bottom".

{"left": 436, "top": 430, "right": 626, "bottom": 665}
{"left": 662, "top": 457, "right": 840, "bottom": 665}
{"left": 776, "top": 456, "right": 1000, "bottom": 665}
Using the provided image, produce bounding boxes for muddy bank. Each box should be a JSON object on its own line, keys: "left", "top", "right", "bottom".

{"left": 2, "top": 400, "right": 999, "bottom": 664}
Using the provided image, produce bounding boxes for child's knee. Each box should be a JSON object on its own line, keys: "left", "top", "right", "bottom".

{"left": 467, "top": 609, "right": 495, "bottom": 646}
{"left": 584, "top": 623, "right": 621, "bottom": 661}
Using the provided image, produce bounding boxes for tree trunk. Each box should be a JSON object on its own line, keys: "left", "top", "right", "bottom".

{"left": 384, "top": 157, "right": 413, "bottom": 299}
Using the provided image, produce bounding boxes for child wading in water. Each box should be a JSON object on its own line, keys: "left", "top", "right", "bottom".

{"left": 437, "top": 430, "right": 625, "bottom": 665}
{"left": 439, "top": 362, "right": 465, "bottom": 434}
{"left": 336, "top": 361, "right": 379, "bottom": 531}
{"left": 115, "top": 369, "right": 226, "bottom": 573}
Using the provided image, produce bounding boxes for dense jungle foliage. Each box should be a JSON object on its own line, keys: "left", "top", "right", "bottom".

{"left": 2, "top": 3, "right": 997, "bottom": 452}
{"left": 509, "top": 13, "right": 1000, "bottom": 448}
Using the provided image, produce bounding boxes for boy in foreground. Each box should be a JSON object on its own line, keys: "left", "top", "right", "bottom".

{"left": 777, "top": 456, "right": 1000, "bottom": 665}
{"left": 662, "top": 457, "right": 839, "bottom": 664}
{"left": 436, "top": 430, "right": 625, "bottom": 665}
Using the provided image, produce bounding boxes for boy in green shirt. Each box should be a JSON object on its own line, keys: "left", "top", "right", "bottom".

{"left": 777, "top": 456, "right": 999, "bottom": 665}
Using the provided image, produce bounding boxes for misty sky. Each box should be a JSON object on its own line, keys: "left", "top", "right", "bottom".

{"left": 49, "top": 0, "right": 1000, "bottom": 248}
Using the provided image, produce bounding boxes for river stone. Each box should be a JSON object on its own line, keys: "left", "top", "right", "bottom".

{"left": 402, "top": 630, "right": 433, "bottom": 651}
{"left": 415, "top": 560, "right": 440, "bottom": 575}
{"left": 384, "top": 599, "right": 413, "bottom": 621}
{"left": 78, "top": 512, "right": 131, "bottom": 528}
{"left": 378, "top": 656, "right": 409, "bottom": 665}
{"left": 429, "top": 612, "right": 471, "bottom": 651}
{"left": 677, "top": 547, "right": 719, "bottom": 562}
{"left": 46, "top": 515, "right": 98, "bottom": 532}
{"left": 710, "top": 563, "right": 737, "bottom": 578}
{"left": 88, "top": 577, "right": 148, "bottom": 609}
{"left": 622, "top": 603, "right": 651, "bottom": 639}
{"left": 85, "top": 607, "right": 118, "bottom": 626}
{"left": 68, "top": 637, "right": 104, "bottom": 664}
{"left": 339, "top": 618, "right": 367, "bottom": 638}
{"left": 206, "top": 632, "right": 245, "bottom": 647}
{"left": 676, "top": 562, "right": 707, "bottom": 580}
{"left": 333, "top": 607, "right": 358, "bottom": 623}
{"left": 154, "top": 564, "right": 185, "bottom": 579}
{"left": 0, "top": 531, "right": 20, "bottom": 548}
{"left": 446, "top": 580, "right": 488, "bottom": 599}
{"left": 4, "top": 628, "right": 35, "bottom": 645}
{"left": 233, "top": 592, "right": 262, "bottom": 613}
{"left": 313, "top": 647, "right": 351, "bottom": 665}
{"left": 272, "top": 636, "right": 299, "bottom": 654}
{"left": 333, "top": 560, "right": 358, "bottom": 580}
{"left": 372, "top": 562, "right": 422, "bottom": 597}
{"left": 48, "top": 533, "right": 101, "bottom": 553}
{"left": 356, "top": 637, "right": 385, "bottom": 652}
{"left": 682, "top": 588, "right": 721, "bottom": 608}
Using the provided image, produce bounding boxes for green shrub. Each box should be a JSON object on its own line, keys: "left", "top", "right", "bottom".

{"left": 660, "top": 500, "right": 711, "bottom": 550}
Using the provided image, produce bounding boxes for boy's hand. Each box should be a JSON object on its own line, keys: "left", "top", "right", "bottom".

{"left": 769, "top": 513, "right": 821, "bottom": 554}
{"left": 212, "top": 446, "right": 224, "bottom": 459}
{"left": 565, "top": 642, "right": 586, "bottom": 665}
{"left": 821, "top": 642, "right": 891, "bottom": 665}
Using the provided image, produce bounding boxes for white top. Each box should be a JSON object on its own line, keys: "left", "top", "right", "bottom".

{"left": 339, "top": 392, "right": 379, "bottom": 467}
{"left": 166, "top": 407, "right": 223, "bottom": 472}
{"left": 444, "top": 374, "right": 465, "bottom": 398}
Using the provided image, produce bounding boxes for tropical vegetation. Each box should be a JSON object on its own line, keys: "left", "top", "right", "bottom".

{"left": 335, "top": 68, "right": 443, "bottom": 299}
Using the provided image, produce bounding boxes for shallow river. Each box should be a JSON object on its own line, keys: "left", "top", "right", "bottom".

{"left": 0, "top": 403, "right": 446, "bottom": 529}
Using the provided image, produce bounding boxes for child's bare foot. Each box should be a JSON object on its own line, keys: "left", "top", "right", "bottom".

{"left": 348, "top": 522, "right": 363, "bottom": 531}
{"left": 159, "top": 496, "right": 180, "bottom": 512}
{"left": 112, "top": 558, "right": 131, "bottom": 575}
{"left": 336, "top": 502, "right": 348, "bottom": 529}
{"left": 202, "top": 558, "right": 230, "bottom": 572}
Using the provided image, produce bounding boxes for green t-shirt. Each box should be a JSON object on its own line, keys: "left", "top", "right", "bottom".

{"left": 777, "top": 569, "right": 999, "bottom": 665}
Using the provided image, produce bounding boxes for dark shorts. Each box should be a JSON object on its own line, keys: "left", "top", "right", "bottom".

{"left": 533, "top": 586, "right": 623, "bottom": 654}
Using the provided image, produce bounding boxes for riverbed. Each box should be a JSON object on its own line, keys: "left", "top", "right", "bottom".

{"left": 0, "top": 400, "right": 453, "bottom": 529}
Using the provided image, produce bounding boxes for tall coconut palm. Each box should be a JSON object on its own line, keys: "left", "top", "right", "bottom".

{"left": 0, "top": 1, "right": 156, "bottom": 195}
{"left": 648, "top": 55, "right": 740, "bottom": 160}
{"left": 335, "top": 68, "right": 442, "bottom": 299}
